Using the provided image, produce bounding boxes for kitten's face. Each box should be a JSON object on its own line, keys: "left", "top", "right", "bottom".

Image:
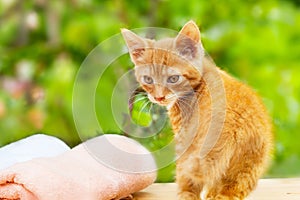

{"left": 135, "top": 64, "right": 191, "bottom": 107}
{"left": 122, "top": 21, "right": 204, "bottom": 108}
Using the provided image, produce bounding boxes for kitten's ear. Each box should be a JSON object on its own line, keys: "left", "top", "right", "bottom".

{"left": 175, "top": 20, "right": 201, "bottom": 59}
{"left": 121, "top": 28, "right": 146, "bottom": 64}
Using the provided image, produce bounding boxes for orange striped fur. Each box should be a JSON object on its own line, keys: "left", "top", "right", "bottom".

{"left": 122, "top": 21, "right": 273, "bottom": 200}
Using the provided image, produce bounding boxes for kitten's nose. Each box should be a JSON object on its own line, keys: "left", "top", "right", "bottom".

{"left": 154, "top": 96, "right": 165, "bottom": 102}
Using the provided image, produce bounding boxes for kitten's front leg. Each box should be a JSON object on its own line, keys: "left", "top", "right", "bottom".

{"left": 177, "top": 174, "right": 203, "bottom": 200}
{"left": 176, "top": 159, "right": 204, "bottom": 200}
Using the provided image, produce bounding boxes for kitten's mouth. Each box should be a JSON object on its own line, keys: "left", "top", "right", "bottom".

{"left": 148, "top": 94, "right": 177, "bottom": 107}
{"left": 148, "top": 98, "right": 168, "bottom": 106}
{"left": 155, "top": 101, "right": 169, "bottom": 106}
{"left": 150, "top": 98, "right": 176, "bottom": 107}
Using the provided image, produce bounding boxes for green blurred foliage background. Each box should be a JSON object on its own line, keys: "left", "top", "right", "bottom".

{"left": 0, "top": 0, "right": 300, "bottom": 182}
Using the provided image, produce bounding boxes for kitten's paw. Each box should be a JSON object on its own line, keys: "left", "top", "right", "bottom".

{"left": 178, "top": 192, "right": 200, "bottom": 200}
{"left": 212, "top": 194, "right": 242, "bottom": 200}
{"left": 120, "top": 194, "right": 133, "bottom": 200}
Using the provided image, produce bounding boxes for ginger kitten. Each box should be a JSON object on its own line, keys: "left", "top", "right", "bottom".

{"left": 121, "top": 21, "right": 273, "bottom": 200}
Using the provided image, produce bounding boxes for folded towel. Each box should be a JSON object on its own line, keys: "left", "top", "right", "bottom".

{"left": 0, "top": 134, "right": 157, "bottom": 200}
{"left": 0, "top": 134, "right": 70, "bottom": 170}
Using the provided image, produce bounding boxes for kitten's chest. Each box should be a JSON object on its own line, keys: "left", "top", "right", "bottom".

{"left": 168, "top": 93, "right": 211, "bottom": 133}
{"left": 168, "top": 94, "right": 212, "bottom": 154}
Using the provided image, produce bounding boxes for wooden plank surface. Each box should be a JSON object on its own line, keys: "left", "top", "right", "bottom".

{"left": 133, "top": 178, "right": 300, "bottom": 200}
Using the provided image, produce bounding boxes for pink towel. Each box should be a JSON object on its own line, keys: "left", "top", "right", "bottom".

{"left": 0, "top": 134, "right": 157, "bottom": 200}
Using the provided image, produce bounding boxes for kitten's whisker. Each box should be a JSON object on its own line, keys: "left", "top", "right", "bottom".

{"left": 176, "top": 99, "right": 194, "bottom": 118}
{"left": 174, "top": 101, "right": 185, "bottom": 116}
{"left": 178, "top": 99, "right": 194, "bottom": 110}
{"left": 149, "top": 102, "right": 154, "bottom": 113}
{"left": 137, "top": 101, "right": 151, "bottom": 121}
{"left": 166, "top": 93, "right": 177, "bottom": 100}
{"left": 134, "top": 91, "right": 148, "bottom": 95}
{"left": 128, "top": 93, "right": 148, "bottom": 101}
{"left": 166, "top": 92, "right": 193, "bottom": 118}
{"left": 174, "top": 101, "right": 189, "bottom": 121}
{"left": 128, "top": 96, "right": 149, "bottom": 107}
{"left": 130, "top": 96, "right": 148, "bottom": 104}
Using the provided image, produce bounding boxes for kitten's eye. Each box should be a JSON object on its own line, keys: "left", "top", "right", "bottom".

{"left": 167, "top": 75, "right": 180, "bottom": 83}
{"left": 143, "top": 76, "right": 153, "bottom": 84}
